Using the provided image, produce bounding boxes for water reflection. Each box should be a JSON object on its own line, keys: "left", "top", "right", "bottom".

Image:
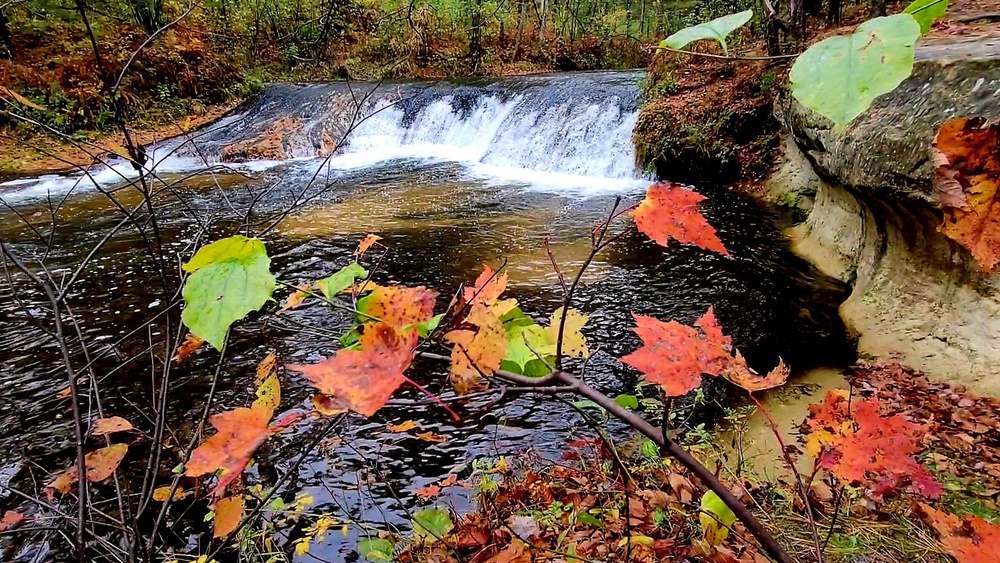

{"left": 0, "top": 158, "right": 852, "bottom": 560}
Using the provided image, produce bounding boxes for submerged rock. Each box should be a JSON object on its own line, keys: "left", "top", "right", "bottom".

{"left": 771, "top": 38, "right": 1000, "bottom": 395}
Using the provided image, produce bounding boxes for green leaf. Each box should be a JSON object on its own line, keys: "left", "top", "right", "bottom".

{"left": 358, "top": 537, "right": 394, "bottom": 562}
{"left": 577, "top": 511, "right": 604, "bottom": 528}
{"left": 411, "top": 507, "right": 453, "bottom": 541}
{"left": 316, "top": 263, "right": 368, "bottom": 300}
{"left": 659, "top": 10, "right": 753, "bottom": 55}
{"left": 700, "top": 490, "right": 737, "bottom": 546}
{"left": 790, "top": 14, "right": 920, "bottom": 127}
{"left": 503, "top": 323, "right": 556, "bottom": 373}
{"left": 641, "top": 439, "right": 659, "bottom": 459}
{"left": 904, "top": 0, "right": 947, "bottom": 33}
{"left": 410, "top": 313, "right": 444, "bottom": 338}
{"left": 181, "top": 236, "right": 276, "bottom": 350}
{"left": 614, "top": 394, "right": 639, "bottom": 410}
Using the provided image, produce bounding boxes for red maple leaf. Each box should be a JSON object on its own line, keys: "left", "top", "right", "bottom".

{"left": 289, "top": 323, "right": 418, "bottom": 417}
{"left": 620, "top": 307, "right": 744, "bottom": 397}
{"left": 631, "top": 183, "right": 728, "bottom": 255}
{"left": 804, "top": 393, "right": 942, "bottom": 499}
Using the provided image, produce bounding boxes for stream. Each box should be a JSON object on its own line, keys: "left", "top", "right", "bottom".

{"left": 0, "top": 70, "right": 854, "bottom": 560}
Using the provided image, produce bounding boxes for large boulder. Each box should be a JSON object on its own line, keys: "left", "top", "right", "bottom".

{"left": 772, "top": 38, "right": 1000, "bottom": 395}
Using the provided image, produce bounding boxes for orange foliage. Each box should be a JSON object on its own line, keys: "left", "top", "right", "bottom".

{"left": 290, "top": 323, "right": 418, "bottom": 416}
{"left": 920, "top": 504, "right": 1000, "bottom": 563}
{"left": 631, "top": 183, "right": 728, "bottom": 256}
{"left": 445, "top": 304, "right": 508, "bottom": 394}
{"left": 46, "top": 443, "right": 129, "bottom": 499}
{"left": 620, "top": 307, "right": 747, "bottom": 397}
{"left": 360, "top": 285, "right": 437, "bottom": 329}
{"left": 935, "top": 117, "right": 1000, "bottom": 273}
{"left": 185, "top": 406, "right": 271, "bottom": 497}
{"left": 804, "top": 392, "right": 942, "bottom": 499}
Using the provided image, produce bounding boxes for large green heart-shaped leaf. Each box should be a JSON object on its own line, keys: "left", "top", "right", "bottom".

{"left": 182, "top": 236, "right": 276, "bottom": 350}
{"left": 904, "top": 0, "right": 947, "bottom": 34}
{"left": 659, "top": 10, "right": 753, "bottom": 55}
{"left": 790, "top": 14, "right": 920, "bottom": 127}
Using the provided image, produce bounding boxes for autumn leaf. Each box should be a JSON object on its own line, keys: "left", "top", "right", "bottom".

{"left": 90, "top": 416, "right": 134, "bottom": 435}
{"left": 804, "top": 392, "right": 942, "bottom": 499}
{"left": 289, "top": 323, "right": 418, "bottom": 417}
{"left": 919, "top": 504, "right": 1000, "bottom": 563}
{"left": 935, "top": 117, "right": 1000, "bottom": 273}
{"left": 414, "top": 485, "right": 441, "bottom": 500}
{"left": 387, "top": 420, "right": 420, "bottom": 433}
{"left": 446, "top": 304, "right": 508, "bottom": 394}
{"left": 358, "top": 285, "right": 437, "bottom": 329}
{"left": 152, "top": 485, "right": 187, "bottom": 502}
{"left": 312, "top": 394, "right": 348, "bottom": 416}
{"left": 280, "top": 284, "right": 311, "bottom": 312}
{"left": 173, "top": 333, "right": 204, "bottom": 363}
{"left": 464, "top": 265, "right": 508, "bottom": 306}
{"left": 213, "top": 495, "right": 244, "bottom": 538}
{"left": 631, "top": 183, "right": 728, "bottom": 255}
{"left": 253, "top": 372, "right": 281, "bottom": 417}
{"left": 620, "top": 307, "right": 743, "bottom": 397}
{"left": 725, "top": 357, "right": 790, "bottom": 393}
{"left": 547, "top": 307, "right": 589, "bottom": 359}
{"left": 47, "top": 443, "right": 129, "bottom": 498}
{"left": 185, "top": 405, "right": 271, "bottom": 497}
{"left": 256, "top": 352, "right": 277, "bottom": 385}
{"left": 0, "top": 511, "right": 26, "bottom": 531}
{"left": 416, "top": 431, "right": 448, "bottom": 443}
{"left": 356, "top": 234, "right": 382, "bottom": 258}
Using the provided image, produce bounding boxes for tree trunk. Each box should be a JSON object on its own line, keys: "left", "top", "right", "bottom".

{"left": 827, "top": 0, "right": 841, "bottom": 25}
{"left": 513, "top": 0, "right": 527, "bottom": 60}
{"left": 539, "top": 0, "right": 547, "bottom": 42}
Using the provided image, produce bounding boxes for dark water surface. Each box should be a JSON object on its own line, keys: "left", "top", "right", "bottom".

{"left": 0, "top": 72, "right": 852, "bottom": 561}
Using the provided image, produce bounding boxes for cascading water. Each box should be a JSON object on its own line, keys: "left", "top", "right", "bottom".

{"left": 0, "top": 71, "right": 649, "bottom": 202}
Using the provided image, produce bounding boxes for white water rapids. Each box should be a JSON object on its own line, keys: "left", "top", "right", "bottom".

{"left": 0, "top": 71, "right": 649, "bottom": 202}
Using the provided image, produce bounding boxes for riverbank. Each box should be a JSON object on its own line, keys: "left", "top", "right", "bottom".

{"left": 380, "top": 360, "right": 1000, "bottom": 562}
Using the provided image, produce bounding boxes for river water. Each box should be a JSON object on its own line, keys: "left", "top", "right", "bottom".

{"left": 0, "top": 71, "right": 852, "bottom": 560}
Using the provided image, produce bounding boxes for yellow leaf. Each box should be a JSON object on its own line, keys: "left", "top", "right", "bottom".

{"left": 386, "top": 420, "right": 419, "bottom": 433}
{"left": 547, "top": 307, "right": 589, "bottom": 358}
{"left": 253, "top": 374, "right": 281, "bottom": 416}
{"left": 213, "top": 495, "right": 244, "bottom": 538}
{"left": 617, "top": 534, "right": 654, "bottom": 548}
{"left": 153, "top": 485, "right": 187, "bottom": 501}
{"left": 256, "top": 352, "right": 277, "bottom": 385}
{"left": 416, "top": 431, "right": 448, "bottom": 443}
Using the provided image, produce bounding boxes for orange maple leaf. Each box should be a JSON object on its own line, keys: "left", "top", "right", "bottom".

{"left": 631, "top": 183, "right": 728, "bottom": 256}
{"left": 445, "top": 304, "right": 507, "bottom": 394}
{"left": 46, "top": 443, "right": 129, "bottom": 499}
{"left": 414, "top": 484, "right": 442, "bottom": 500}
{"left": 920, "top": 504, "right": 1000, "bottom": 563}
{"left": 805, "top": 393, "right": 942, "bottom": 499}
{"left": 355, "top": 234, "right": 382, "bottom": 258}
{"left": 934, "top": 117, "right": 1000, "bottom": 274}
{"left": 620, "top": 307, "right": 743, "bottom": 397}
{"left": 360, "top": 285, "right": 437, "bottom": 329}
{"left": 185, "top": 406, "right": 271, "bottom": 497}
{"left": 289, "top": 323, "right": 418, "bottom": 417}
{"left": 464, "top": 265, "right": 508, "bottom": 306}
{"left": 213, "top": 495, "right": 245, "bottom": 539}
{"left": 173, "top": 333, "right": 204, "bottom": 363}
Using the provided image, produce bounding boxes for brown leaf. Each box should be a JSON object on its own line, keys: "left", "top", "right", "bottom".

{"left": 386, "top": 420, "right": 420, "bottom": 433}
{"left": 725, "top": 357, "right": 790, "bottom": 393}
{"left": 416, "top": 431, "right": 448, "bottom": 443}
{"left": 90, "top": 416, "right": 134, "bottom": 435}
{"left": 279, "top": 284, "right": 311, "bottom": 312}
{"left": 46, "top": 444, "right": 129, "bottom": 498}
{"left": 0, "top": 86, "right": 45, "bottom": 111}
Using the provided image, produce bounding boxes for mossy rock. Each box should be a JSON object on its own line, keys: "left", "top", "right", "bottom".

{"left": 634, "top": 53, "right": 783, "bottom": 185}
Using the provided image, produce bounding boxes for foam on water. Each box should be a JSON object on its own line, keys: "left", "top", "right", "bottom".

{"left": 1, "top": 72, "right": 649, "bottom": 202}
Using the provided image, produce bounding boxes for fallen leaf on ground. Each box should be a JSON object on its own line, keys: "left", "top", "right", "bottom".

{"left": 91, "top": 416, "right": 134, "bottom": 435}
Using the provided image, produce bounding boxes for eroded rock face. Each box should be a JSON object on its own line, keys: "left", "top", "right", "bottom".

{"left": 773, "top": 38, "right": 1000, "bottom": 395}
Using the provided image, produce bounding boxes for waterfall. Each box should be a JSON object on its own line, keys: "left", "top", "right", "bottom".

{"left": 1, "top": 71, "right": 648, "bottom": 202}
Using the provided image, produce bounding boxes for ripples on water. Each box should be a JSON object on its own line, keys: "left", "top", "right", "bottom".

{"left": 0, "top": 72, "right": 853, "bottom": 560}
